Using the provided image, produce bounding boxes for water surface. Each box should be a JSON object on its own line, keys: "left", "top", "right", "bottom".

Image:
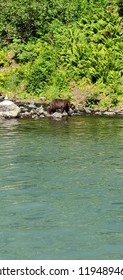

{"left": 0, "top": 116, "right": 123, "bottom": 259}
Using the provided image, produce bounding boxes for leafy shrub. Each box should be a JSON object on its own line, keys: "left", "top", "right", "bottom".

{"left": 0, "top": 0, "right": 123, "bottom": 105}
{"left": 0, "top": 50, "right": 9, "bottom": 67}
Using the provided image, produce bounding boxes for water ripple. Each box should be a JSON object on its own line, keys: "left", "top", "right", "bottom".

{"left": 0, "top": 116, "right": 123, "bottom": 259}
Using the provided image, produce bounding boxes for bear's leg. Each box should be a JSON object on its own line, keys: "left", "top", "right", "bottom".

{"left": 64, "top": 105, "right": 69, "bottom": 114}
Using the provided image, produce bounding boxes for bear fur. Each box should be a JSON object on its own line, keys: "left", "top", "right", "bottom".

{"left": 48, "top": 99, "right": 75, "bottom": 115}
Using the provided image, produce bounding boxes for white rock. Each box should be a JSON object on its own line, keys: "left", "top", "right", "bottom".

{"left": 0, "top": 96, "right": 20, "bottom": 118}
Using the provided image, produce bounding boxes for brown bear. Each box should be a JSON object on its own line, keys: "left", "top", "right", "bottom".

{"left": 48, "top": 99, "right": 75, "bottom": 116}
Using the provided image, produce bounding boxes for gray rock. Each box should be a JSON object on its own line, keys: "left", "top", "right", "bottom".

{"left": 51, "top": 112, "right": 63, "bottom": 120}
{"left": 0, "top": 96, "right": 20, "bottom": 118}
{"left": 84, "top": 107, "right": 92, "bottom": 114}
{"left": 28, "top": 101, "right": 36, "bottom": 109}
{"left": 94, "top": 111, "right": 102, "bottom": 115}
{"left": 103, "top": 111, "right": 116, "bottom": 116}
{"left": 36, "top": 106, "right": 45, "bottom": 116}
{"left": 20, "top": 112, "right": 31, "bottom": 118}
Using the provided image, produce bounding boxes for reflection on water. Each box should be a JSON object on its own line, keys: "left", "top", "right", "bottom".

{"left": 0, "top": 116, "right": 123, "bottom": 259}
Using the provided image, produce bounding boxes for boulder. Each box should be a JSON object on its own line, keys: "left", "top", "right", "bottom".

{"left": 0, "top": 96, "right": 20, "bottom": 118}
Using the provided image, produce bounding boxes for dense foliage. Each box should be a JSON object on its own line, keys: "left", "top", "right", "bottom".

{"left": 0, "top": 0, "right": 123, "bottom": 108}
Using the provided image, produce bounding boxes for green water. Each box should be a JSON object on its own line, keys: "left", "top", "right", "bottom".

{"left": 0, "top": 116, "right": 123, "bottom": 260}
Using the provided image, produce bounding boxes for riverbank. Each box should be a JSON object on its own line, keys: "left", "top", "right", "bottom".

{"left": 15, "top": 100, "right": 123, "bottom": 118}
{"left": 1, "top": 94, "right": 123, "bottom": 119}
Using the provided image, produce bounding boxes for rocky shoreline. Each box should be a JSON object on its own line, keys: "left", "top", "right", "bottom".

{"left": 16, "top": 101, "right": 123, "bottom": 118}
{"left": 1, "top": 95, "right": 123, "bottom": 119}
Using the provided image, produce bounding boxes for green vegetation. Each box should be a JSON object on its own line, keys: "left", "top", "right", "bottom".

{"left": 0, "top": 0, "right": 123, "bottom": 108}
